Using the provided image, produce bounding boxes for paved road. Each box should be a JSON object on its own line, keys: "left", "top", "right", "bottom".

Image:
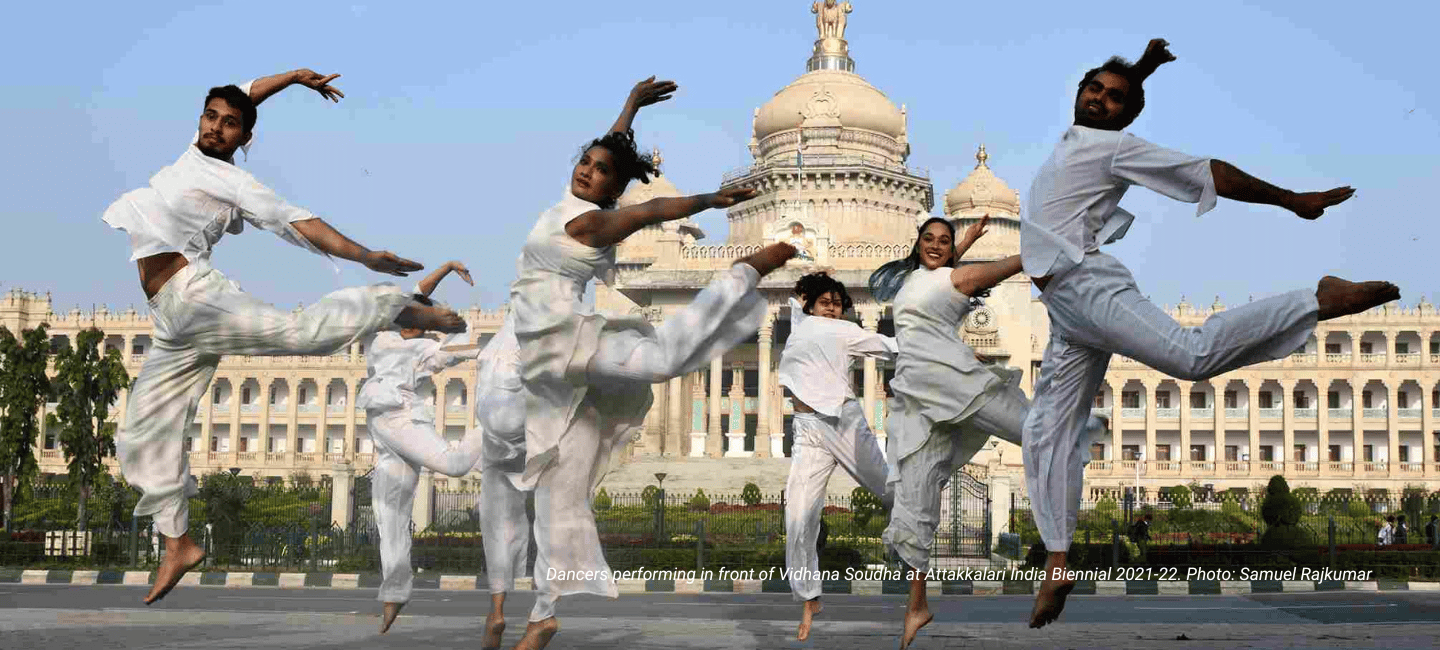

{"left": 4, "top": 586, "right": 1440, "bottom": 648}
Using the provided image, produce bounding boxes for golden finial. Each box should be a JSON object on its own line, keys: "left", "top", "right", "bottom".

{"left": 976, "top": 144, "right": 989, "bottom": 168}
{"left": 651, "top": 146, "right": 664, "bottom": 175}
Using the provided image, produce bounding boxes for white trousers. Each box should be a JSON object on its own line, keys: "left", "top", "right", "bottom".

{"left": 477, "top": 382, "right": 532, "bottom": 595}
{"left": 884, "top": 384, "right": 1029, "bottom": 573}
{"left": 118, "top": 264, "right": 409, "bottom": 537}
{"left": 368, "top": 408, "right": 486, "bottom": 604}
{"left": 785, "top": 400, "right": 891, "bottom": 601}
{"left": 1023, "top": 252, "right": 1317, "bottom": 550}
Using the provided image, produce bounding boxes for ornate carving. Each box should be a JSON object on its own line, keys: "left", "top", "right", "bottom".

{"left": 802, "top": 87, "right": 841, "bottom": 121}
{"left": 965, "top": 306, "right": 998, "bottom": 334}
{"left": 812, "top": 0, "right": 853, "bottom": 40}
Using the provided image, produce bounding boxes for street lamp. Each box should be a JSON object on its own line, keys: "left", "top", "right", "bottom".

{"left": 654, "top": 472, "right": 667, "bottom": 490}
{"left": 228, "top": 467, "right": 241, "bottom": 477}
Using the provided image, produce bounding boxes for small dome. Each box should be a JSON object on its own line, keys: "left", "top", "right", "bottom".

{"left": 753, "top": 70, "right": 904, "bottom": 143}
{"left": 944, "top": 145, "right": 1020, "bottom": 217}
{"left": 617, "top": 151, "right": 704, "bottom": 240}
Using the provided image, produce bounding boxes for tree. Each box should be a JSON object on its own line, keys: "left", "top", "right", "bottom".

{"left": 45, "top": 328, "right": 130, "bottom": 532}
{"left": 0, "top": 324, "right": 51, "bottom": 532}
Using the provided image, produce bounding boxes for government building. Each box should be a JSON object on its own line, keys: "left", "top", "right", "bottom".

{"left": 7, "top": 4, "right": 1438, "bottom": 517}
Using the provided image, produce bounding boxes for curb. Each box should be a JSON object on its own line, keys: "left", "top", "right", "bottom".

{"left": 2, "top": 570, "right": 1434, "bottom": 595}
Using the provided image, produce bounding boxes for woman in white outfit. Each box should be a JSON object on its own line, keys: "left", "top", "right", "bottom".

{"left": 356, "top": 261, "right": 484, "bottom": 633}
{"left": 474, "top": 311, "right": 530, "bottom": 649}
{"left": 869, "top": 216, "right": 1104, "bottom": 649}
{"left": 505, "top": 76, "right": 797, "bottom": 650}
{"left": 778, "top": 272, "right": 897, "bottom": 641}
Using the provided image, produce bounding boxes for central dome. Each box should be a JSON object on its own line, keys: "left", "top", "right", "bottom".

{"left": 753, "top": 69, "right": 904, "bottom": 142}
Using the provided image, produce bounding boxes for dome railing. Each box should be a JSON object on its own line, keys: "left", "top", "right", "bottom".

{"left": 722, "top": 155, "right": 930, "bottom": 183}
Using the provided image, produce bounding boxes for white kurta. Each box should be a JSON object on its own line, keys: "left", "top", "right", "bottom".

{"left": 510, "top": 189, "right": 768, "bottom": 621}
{"left": 359, "top": 331, "right": 481, "bottom": 604}
{"left": 779, "top": 298, "right": 896, "bottom": 600}
{"left": 106, "top": 130, "right": 410, "bottom": 538}
{"left": 1020, "top": 127, "right": 1317, "bottom": 551}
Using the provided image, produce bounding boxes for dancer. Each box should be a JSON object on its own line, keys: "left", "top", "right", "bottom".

{"left": 475, "top": 311, "right": 531, "bottom": 650}
{"left": 1020, "top": 39, "right": 1400, "bottom": 628}
{"left": 507, "top": 76, "right": 797, "bottom": 650}
{"left": 778, "top": 272, "right": 896, "bottom": 641}
{"left": 357, "top": 261, "right": 486, "bottom": 633}
{"left": 870, "top": 216, "right": 1105, "bottom": 649}
{"left": 102, "top": 68, "right": 465, "bottom": 605}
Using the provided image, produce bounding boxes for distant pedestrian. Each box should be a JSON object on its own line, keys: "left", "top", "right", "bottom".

{"left": 1424, "top": 516, "right": 1437, "bottom": 546}
{"left": 1377, "top": 516, "right": 1395, "bottom": 546}
{"left": 1395, "top": 515, "right": 1408, "bottom": 544}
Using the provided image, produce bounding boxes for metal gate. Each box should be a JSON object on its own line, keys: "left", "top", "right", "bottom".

{"left": 945, "top": 465, "right": 991, "bottom": 557}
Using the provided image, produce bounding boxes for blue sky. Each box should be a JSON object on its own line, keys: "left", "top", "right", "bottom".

{"left": 3, "top": 0, "right": 1436, "bottom": 313}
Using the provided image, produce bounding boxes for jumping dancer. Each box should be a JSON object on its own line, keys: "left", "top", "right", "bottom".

{"left": 475, "top": 310, "right": 530, "bottom": 650}
{"left": 869, "top": 216, "right": 1105, "bottom": 649}
{"left": 1021, "top": 39, "right": 1399, "bottom": 628}
{"left": 507, "top": 76, "right": 797, "bottom": 649}
{"left": 356, "top": 261, "right": 485, "bottom": 633}
{"left": 778, "top": 272, "right": 896, "bottom": 641}
{"left": 103, "top": 68, "right": 464, "bottom": 605}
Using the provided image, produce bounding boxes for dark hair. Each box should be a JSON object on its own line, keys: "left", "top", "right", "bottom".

{"left": 577, "top": 129, "right": 658, "bottom": 209}
{"left": 793, "top": 272, "right": 853, "bottom": 315}
{"left": 867, "top": 217, "right": 957, "bottom": 302}
{"left": 204, "top": 85, "right": 258, "bottom": 133}
{"left": 1076, "top": 57, "right": 1147, "bottom": 129}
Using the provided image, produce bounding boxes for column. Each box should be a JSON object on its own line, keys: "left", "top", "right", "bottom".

{"left": 1179, "top": 383, "right": 1192, "bottom": 473}
{"left": 1317, "top": 376, "right": 1331, "bottom": 473}
{"left": 667, "top": 376, "right": 684, "bottom": 457}
{"left": 1352, "top": 379, "right": 1364, "bottom": 473}
{"left": 343, "top": 380, "right": 358, "bottom": 459}
{"left": 1423, "top": 380, "right": 1435, "bottom": 477}
{"left": 708, "top": 357, "right": 724, "bottom": 458}
{"left": 199, "top": 379, "right": 213, "bottom": 460}
{"left": 1143, "top": 379, "right": 1157, "bottom": 473}
{"left": 689, "top": 375, "right": 707, "bottom": 458}
{"left": 1213, "top": 377, "right": 1225, "bottom": 473}
{"left": 228, "top": 377, "right": 242, "bottom": 459}
{"left": 1109, "top": 381, "right": 1123, "bottom": 462}
{"left": 286, "top": 379, "right": 300, "bottom": 463}
{"left": 989, "top": 475, "right": 1012, "bottom": 550}
{"left": 331, "top": 464, "right": 354, "bottom": 529}
{"left": 724, "top": 364, "right": 748, "bottom": 457}
{"left": 1280, "top": 379, "right": 1296, "bottom": 474}
{"left": 1247, "top": 380, "right": 1260, "bottom": 476}
{"left": 1386, "top": 380, "right": 1400, "bottom": 476}
{"left": 259, "top": 377, "right": 273, "bottom": 465}
{"left": 875, "top": 383, "right": 888, "bottom": 458}
{"left": 756, "top": 314, "right": 775, "bottom": 458}
{"left": 411, "top": 470, "right": 434, "bottom": 530}
{"left": 860, "top": 308, "right": 880, "bottom": 427}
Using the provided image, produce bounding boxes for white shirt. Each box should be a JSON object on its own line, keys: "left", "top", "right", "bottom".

{"left": 1021, "top": 126, "right": 1217, "bottom": 278}
{"left": 101, "top": 80, "right": 327, "bottom": 265}
{"left": 1377, "top": 523, "right": 1394, "bottom": 545}
{"left": 778, "top": 297, "right": 897, "bottom": 417}
{"left": 356, "top": 331, "right": 479, "bottom": 420}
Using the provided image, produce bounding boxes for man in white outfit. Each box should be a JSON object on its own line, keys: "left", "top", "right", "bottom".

{"left": 357, "top": 261, "right": 484, "bottom": 633}
{"left": 778, "top": 272, "right": 896, "bottom": 640}
{"left": 102, "top": 69, "right": 465, "bottom": 605}
{"left": 1020, "top": 39, "right": 1400, "bottom": 628}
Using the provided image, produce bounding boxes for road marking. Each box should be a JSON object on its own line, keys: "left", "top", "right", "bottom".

{"left": 1137, "top": 604, "right": 1398, "bottom": 611}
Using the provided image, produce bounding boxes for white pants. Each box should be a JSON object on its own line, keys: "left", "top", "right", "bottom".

{"left": 1023, "top": 252, "right": 1316, "bottom": 550}
{"left": 477, "top": 383, "right": 532, "bottom": 595}
{"left": 118, "top": 264, "right": 409, "bottom": 537}
{"left": 785, "top": 400, "right": 891, "bottom": 601}
{"left": 368, "top": 408, "right": 486, "bottom": 604}
{"left": 884, "top": 384, "right": 1030, "bottom": 573}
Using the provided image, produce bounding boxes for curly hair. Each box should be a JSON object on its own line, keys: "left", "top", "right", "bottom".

{"left": 793, "top": 272, "right": 854, "bottom": 315}
{"left": 577, "top": 129, "right": 658, "bottom": 208}
{"left": 204, "top": 84, "right": 257, "bottom": 133}
{"left": 1076, "top": 57, "right": 1147, "bottom": 129}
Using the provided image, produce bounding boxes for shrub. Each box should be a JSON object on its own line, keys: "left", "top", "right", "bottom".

{"left": 1163, "top": 485, "right": 1192, "bottom": 510}
{"left": 1261, "top": 476, "right": 1301, "bottom": 527}
{"left": 688, "top": 489, "right": 711, "bottom": 511}
{"left": 741, "top": 483, "right": 762, "bottom": 507}
{"left": 642, "top": 485, "right": 661, "bottom": 508}
{"left": 594, "top": 488, "right": 612, "bottom": 511}
{"left": 850, "top": 487, "right": 883, "bottom": 528}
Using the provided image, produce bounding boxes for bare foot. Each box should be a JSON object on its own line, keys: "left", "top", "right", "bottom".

{"left": 797, "top": 598, "right": 823, "bottom": 641}
{"left": 380, "top": 601, "right": 405, "bottom": 634}
{"left": 1316, "top": 276, "right": 1400, "bottom": 321}
{"left": 735, "top": 243, "right": 798, "bottom": 276}
{"left": 511, "top": 617, "right": 559, "bottom": 650}
{"left": 143, "top": 534, "right": 205, "bottom": 605}
{"left": 396, "top": 304, "right": 467, "bottom": 333}
{"left": 899, "top": 605, "right": 933, "bottom": 649}
{"left": 1029, "top": 578, "right": 1075, "bottom": 628}
{"left": 483, "top": 611, "right": 507, "bottom": 649}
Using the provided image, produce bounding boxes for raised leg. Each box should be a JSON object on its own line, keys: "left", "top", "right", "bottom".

{"left": 1315, "top": 276, "right": 1400, "bottom": 321}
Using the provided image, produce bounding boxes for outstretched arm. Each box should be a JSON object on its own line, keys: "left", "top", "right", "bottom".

{"left": 951, "top": 255, "right": 1022, "bottom": 297}
{"left": 1211, "top": 161, "right": 1355, "bottom": 220}
{"left": 247, "top": 69, "right": 345, "bottom": 106}
{"left": 1132, "top": 39, "right": 1177, "bottom": 82}
{"left": 290, "top": 218, "right": 423, "bottom": 277}
{"left": 952, "top": 214, "right": 990, "bottom": 261}
{"left": 416, "top": 262, "right": 474, "bottom": 298}
{"left": 566, "top": 187, "right": 757, "bottom": 248}
{"left": 607, "top": 76, "right": 677, "bottom": 135}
